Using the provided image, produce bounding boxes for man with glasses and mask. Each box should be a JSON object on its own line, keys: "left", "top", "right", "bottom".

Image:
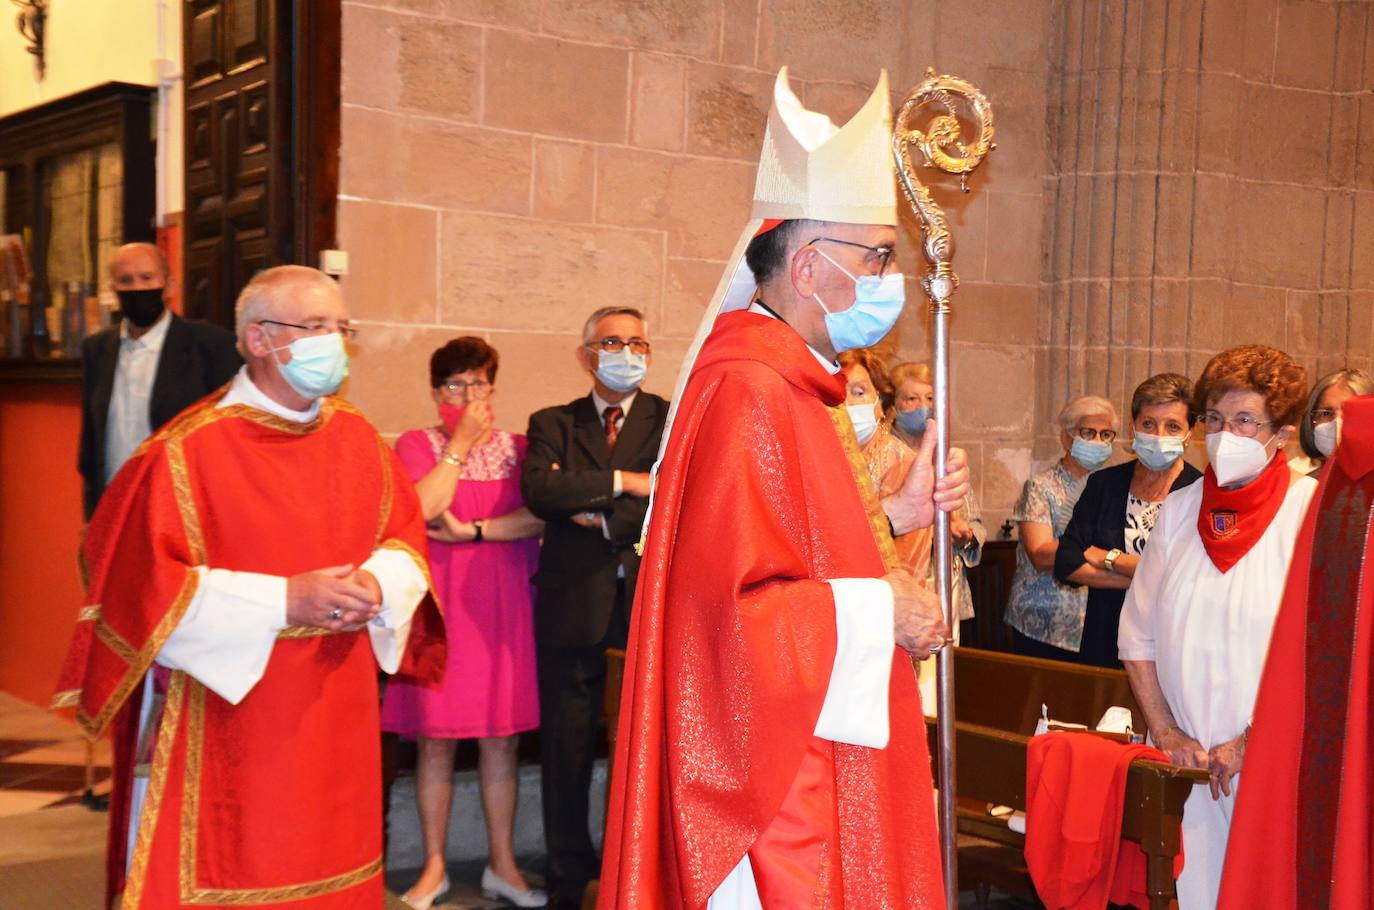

{"left": 79, "top": 242, "right": 240, "bottom": 520}
{"left": 520, "top": 305, "right": 668, "bottom": 910}
{"left": 598, "top": 69, "right": 967, "bottom": 910}
{"left": 55, "top": 265, "right": 444, "bottom": 910}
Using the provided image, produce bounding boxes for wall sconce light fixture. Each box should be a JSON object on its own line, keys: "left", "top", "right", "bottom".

{"left": 13, "top": 0, "right": 47, "bottom": 80}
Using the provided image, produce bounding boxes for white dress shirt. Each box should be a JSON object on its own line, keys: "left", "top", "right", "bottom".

{"left": 104, "top": 309, "right": 172, "bottom": 484}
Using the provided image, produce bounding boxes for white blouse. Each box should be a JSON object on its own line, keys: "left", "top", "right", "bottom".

{"left": 1118, "top": 472, "right": 1317, "bottom": 748}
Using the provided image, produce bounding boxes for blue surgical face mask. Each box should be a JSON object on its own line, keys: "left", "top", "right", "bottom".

{"left": 1070, "top": 436, "right": 1112, "bottom": 471}
{"left": 595, "top": 349, "right": 647, "bottom": 393}
{"left": 812, "top": 247, "right": 905, "bottom": 353}
{"left": 895, "top": 405, "right": 931, "bottom": 436}
{"left": 266, "top": 331, "right": 349, "bottom": 400}
{"left": 1131, "top": 432, "right": 1186, "bottom": 472}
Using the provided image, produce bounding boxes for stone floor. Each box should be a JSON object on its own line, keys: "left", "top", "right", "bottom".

{"left": 0, "top": 692, "right": 1038, "bottom": 909}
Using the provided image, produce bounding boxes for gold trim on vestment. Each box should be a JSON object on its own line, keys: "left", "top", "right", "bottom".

{"left": 78, "top": 604, "right": 102, "bottom": 622}
{"left": 276, "top": 625, "right": 352, "bottom": 639}
{"left": 95, "top": 620, "right": 139, "bottom": 665}
{"left": 828, "top": 406, "right": 901, "bottom": 571}
{"left": 50, "top": 689, "right": 81, "bottom": 709}
{"left": 78, "top": 571, "right": 200, "bottom": 737}
{"left": 165, "top": 436, "right": 207, "bottom": 566}
{"left": 375, "top": 436, "right": 394, "bottom": 545}
{"left": 121, "top": 672, "right": 186, "bottom": 909}
{"left": 178, "top": 680, "right": 381, "bottom": 904}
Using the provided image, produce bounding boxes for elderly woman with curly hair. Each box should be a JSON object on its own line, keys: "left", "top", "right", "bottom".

{"left": 1119, "top": 344, "right": 1315, "bottom": 909}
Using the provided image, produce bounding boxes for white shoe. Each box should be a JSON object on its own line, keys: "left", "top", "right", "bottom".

{"left": 399, "top": 873, "right": 450, "bottom": 910}
{"left": 481, "top": 866, "right": 548, "bottom": 907}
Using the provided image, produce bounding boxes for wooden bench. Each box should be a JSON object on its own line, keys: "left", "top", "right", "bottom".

{"left": 593, "top": 648, "right": 1205, "bottom": 910}
{"left": 939, "top": 648, "right": 1208, "bottom": 909}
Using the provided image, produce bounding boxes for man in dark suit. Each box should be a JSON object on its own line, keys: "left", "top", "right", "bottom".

{"left": 79, "top": 242, "right": 240, "bottom": 519}
{"left": 521, "top": 306, "right": 668, "bottom": 909}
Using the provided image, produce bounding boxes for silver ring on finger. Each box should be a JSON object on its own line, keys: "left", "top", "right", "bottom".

{"left": 329, "top": 607, "right": 343, "bottom": 621}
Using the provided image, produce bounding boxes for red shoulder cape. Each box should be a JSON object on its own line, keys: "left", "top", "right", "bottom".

{"left": 1218, "top": 395, "right": 1374, "bottom": 910}
{"left": 597, "top": 311, "right": 943, "bottom": 908}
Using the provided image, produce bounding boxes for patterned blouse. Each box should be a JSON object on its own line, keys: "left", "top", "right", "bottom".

{"left": 1123, "top": 494, "right": 1162, "bottom": 556}
{"left": 1005, "top": 460, "right": 1089, "bottom": 651}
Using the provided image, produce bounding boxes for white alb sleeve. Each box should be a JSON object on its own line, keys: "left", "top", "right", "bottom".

{"left": 155, "top": 568, "right": 287, "bottom": 704}
{"left": 813, "top": 578, "right": 896, "bottom": 748}
{"left": 361, "top": 547, "right": 430, "bottom": 673}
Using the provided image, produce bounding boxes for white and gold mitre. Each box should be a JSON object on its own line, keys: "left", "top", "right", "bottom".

{"left": 752, "top": 66, "right": 897, "bottom": 227}
{"left": 645, "top": 67, "right": 898, "bottom": 504}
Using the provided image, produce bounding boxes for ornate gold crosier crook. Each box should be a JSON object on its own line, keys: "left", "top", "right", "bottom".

{"left": 892, "top": 67, "right": 994, "bottom": 910}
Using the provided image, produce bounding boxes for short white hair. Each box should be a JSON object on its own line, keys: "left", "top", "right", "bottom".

{"left": 1058, "top": 395, "right": 1118, "bottom": 433}
{"left": 234, "top": 265, "right": 340, "bottom": 349}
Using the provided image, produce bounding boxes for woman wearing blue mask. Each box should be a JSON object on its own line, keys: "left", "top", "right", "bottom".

{"left": 887, "top": 361, "right": 983, "bottom": 635}
{"left": 842, "top": 351, "right": 941, "bottom": 592}
{"left": 1005, "top": 395, "right": 1118, "bottom": 662}
{"left": 1052, "top": 374, "right": 1202, "bottom": 667}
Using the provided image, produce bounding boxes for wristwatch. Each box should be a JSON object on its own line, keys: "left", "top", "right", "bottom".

{"left": 472, "top": 519, "right": 485, "bottom": 543}
{"left": 1104, "top": 548, "right": 1123, "bottom": 573}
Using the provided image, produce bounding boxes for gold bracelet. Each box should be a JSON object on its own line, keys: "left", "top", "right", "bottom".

{"left": 441, "top": 451, "right": 463, "bottom": 467}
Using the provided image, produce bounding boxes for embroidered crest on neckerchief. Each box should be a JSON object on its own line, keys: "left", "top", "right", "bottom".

{"left": 1210, "top": 509, "right": 1239, "bottom": 538}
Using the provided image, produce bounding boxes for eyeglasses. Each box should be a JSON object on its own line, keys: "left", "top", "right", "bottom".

{"left": 806, "top": 237, "right": 896, "bottom": 276}
{"left": 1203, "top": 411, "right": 1273, "bottom": 438}
{"left": 440, "top": 379, "right": 492, "bottom": 398}
{"left": 1076, "top": 427, "right": 1117, "bottom": 443}
{"left": 1311, "top": 407, "right": 1339, "bottom": 425}
{"left": 589, "top": 336, "right": 651, "bottom": 355}
{"left": 259, "top": 319, "right": 358, "bottom": 341}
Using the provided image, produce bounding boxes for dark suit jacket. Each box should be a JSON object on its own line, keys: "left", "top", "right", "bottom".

{"left": 521, "top": 391, "right": 668, "bottom": 650}
{"left": 1054, "top": 458, "right": 1202, "bottom": 621}
{"left": 79, "top": 314, "right": 241, "bottom": 518}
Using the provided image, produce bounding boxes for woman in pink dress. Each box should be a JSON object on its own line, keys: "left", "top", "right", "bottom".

{"left": 382, "top": 337, "right": 546, "bottom": 909}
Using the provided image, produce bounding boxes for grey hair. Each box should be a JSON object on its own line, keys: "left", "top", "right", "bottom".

{"left": 234, "top": 265, "right": 341, "bottom": 353}
{"left": 581, "top": 306, "right": 647, "bottom": 346}
{"left": 1298, "top": 368, "right": 1374, "bottom": 460}
{"left": 1057, "top": 394, "right": 1119, "bottom": 433}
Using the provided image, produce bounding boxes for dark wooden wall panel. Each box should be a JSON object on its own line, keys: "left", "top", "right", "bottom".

{"left": 182, "top": 0, "right": 339, "bottom": 330}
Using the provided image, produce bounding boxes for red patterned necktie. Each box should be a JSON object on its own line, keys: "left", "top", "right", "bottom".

{"left": 603, "top": 405, "right": 623, "bottom": 451}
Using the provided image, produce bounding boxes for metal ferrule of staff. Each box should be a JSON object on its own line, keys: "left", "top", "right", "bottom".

{"left": 892, "top": 68, "right": 995, "bottom": 910}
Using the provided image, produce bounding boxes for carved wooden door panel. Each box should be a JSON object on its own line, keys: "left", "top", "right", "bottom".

{"left": 182, "top": 0, "right": 292, "bottom": 328}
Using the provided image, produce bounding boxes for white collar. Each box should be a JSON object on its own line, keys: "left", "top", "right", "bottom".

{"left": 747, "top": 301, "right": 841, "bottom": 375}
{"left": 120, "top": 308, "right": 172, "bottom": 353}
{"left": 218, "top": 366, "right": 322, "bottom": 423}
{"left": 592, "top": 387, "right": 638, "bottom": 419}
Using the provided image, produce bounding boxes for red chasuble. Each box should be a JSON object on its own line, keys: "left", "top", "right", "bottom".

{"left": 52, "top": 391, "right": 444, "bottom": 909}
{"left": 1218, "top": 395, "right": 1374, "bottom": 910}
{"left": 598, "top": 311, "right": 944, "bottom": 909}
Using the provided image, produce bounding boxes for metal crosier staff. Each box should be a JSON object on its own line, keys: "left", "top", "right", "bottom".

{"left": 892, "top": 68, "right": 995, "bottom": 910}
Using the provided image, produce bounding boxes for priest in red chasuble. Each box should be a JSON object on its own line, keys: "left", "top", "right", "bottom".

{"left": 1218, "top": 394, "right": 1374, "bottom": 910}
{"left": 598, "top": 68, "right": 966, "bottom": 910}
{"left": 53, "top": 265, "right": 444, "bottom": 910}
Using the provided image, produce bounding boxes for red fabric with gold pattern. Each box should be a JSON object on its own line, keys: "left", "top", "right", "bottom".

{"left": 1194, "top": 453, "right": 1292, "bottom": 573}
{"left": 53, "top": 391, "right": 443, "bottom": 908}
{"left": 598, "top": 311, "right": 944, "bottom": 909}
{"left": 1218, "top": 395, "right": 1374, "bottom": 910}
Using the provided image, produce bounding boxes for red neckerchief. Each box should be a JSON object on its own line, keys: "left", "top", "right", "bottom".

{"left": 1197, "top": 453, "right": 1291, "bottom": 573}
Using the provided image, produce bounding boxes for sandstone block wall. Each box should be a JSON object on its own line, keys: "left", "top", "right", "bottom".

{"left": 337, "top": 0, "right": 1371, "bottom": 528}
